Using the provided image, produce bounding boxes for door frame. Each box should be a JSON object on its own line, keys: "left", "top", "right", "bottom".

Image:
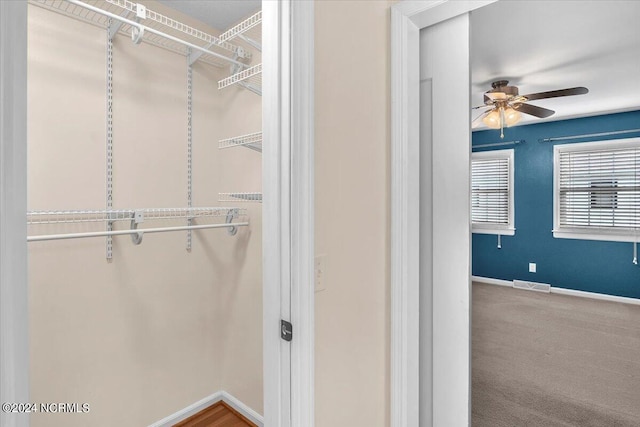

{"left": 390, "top": 1, "right": 495, "bottom": 426}
{"left": 0, "top": 1, "right": 314, "bottom": 426}
{"left": 0, "top": 2, "right": 29, "bottom": 427}
{"left": 263, "top": 1, "right": 314, "bottom": 426}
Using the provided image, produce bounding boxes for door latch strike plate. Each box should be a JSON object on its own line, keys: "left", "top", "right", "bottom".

{"left": 281, "top": 319, "right": 292, "bottom": 342}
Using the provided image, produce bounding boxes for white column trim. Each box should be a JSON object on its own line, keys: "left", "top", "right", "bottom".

{"left": 390, "top": 6, "right": 421, "bottom": 427}
{"left": 0, "top": 2, "right": 29, "bottom": 427}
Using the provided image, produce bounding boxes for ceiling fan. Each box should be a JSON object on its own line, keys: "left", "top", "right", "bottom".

{"left": 473, "top": 80, "right": 588, "bottom": 138}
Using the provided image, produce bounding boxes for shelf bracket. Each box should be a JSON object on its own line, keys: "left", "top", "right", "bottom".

{"left": 130, "top": 4, "right": 146, "bottom": 44}
{"left": 108, "top": 10, "right": 131, "bottom": 40}
{"left": 130, "top": 210, "right": 144, "bottom": 245}
{"left": 131, "top": 25, "right": 144, "bottom": 45}
{"left": 226, "top": 209, "right": 238, "bottom": 236}
{"left": 188, "top": 42, "right": 213, "bottom": 66}
{"left": 237, "top": 34, "right": 262, "bottom": 52}
{"left": 238, "top": 81, "right": 262, "bottom": 96}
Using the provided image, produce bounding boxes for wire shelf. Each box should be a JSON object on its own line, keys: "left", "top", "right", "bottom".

{"left": 29, "top": 0, "right": 248, "bottom": 68}
{"left": 218, "top": 63, "right": 262, "bottom": 91}
{"left": 219, "top": 132, "right": 262, "bottom": 152}
{"left": 218, "top": 193, "right": 263, "bottom": 203}
{"left": 27, "top": 207, "right": 246, "bottom": 225}
{"left": 104, "top": 0, "right": 247, "bottom": 57}
{"left": 219, "top": 10, "right": 261, "bottom": 46}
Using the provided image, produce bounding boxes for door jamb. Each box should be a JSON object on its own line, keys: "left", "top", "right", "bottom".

{"left": 0, "top": 1, "right": 29, "bottom": 427}
{"left": 390, "top": 2, "right": 496, "bottom": 426}
{"left": 263, "top": 0, "right": 314, "bottom": 426}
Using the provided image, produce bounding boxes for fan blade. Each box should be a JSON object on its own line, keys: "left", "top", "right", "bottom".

{"left": 472, "top": 104, "right": 492, "bottom": 110}
{"left": 522, "top": 87, "right": 588, "bottom": 101}
{"left": 515, "top": 103, "right": 555, "bottom": 118}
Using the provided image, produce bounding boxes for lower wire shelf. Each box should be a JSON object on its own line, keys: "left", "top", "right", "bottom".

{"left": 219, "top": 132, "right": 262, "bottom": 152}
{"left": 27, "top": 206, "right": 248, "bottom": 242}
{"left": 218, "top": 193, "right": 262, "bottom": 203}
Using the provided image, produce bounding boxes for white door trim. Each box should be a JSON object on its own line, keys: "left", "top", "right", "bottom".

{"left": 0, "top": 1, "right": 29, "bottom": 427}
{"left": 263, "top": 1, "right": 314, "bottom": 426}
{"left": 390, "top": 2, "right": 495, "bottom": 427}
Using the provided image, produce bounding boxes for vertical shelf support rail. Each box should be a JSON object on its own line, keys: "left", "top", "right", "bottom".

{"left": 106, "top": 20, "right": 114, "bottom": 260}
{"left": 186, "top": 54, "right": 193, "bottom": 251}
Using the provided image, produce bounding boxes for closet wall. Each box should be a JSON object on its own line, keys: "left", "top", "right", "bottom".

{"left": 27, "top": 2, "right": 262, "bottom": 426}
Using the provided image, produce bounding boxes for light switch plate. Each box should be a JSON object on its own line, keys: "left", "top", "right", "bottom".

{"left": 315, "top": 255, "right": 327, "bottom": 292}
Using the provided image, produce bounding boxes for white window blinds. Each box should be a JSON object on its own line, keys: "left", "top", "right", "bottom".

{"left": 471, "top": 149, "right": 514, "bottom": 235}
{"left": 554, "top": 139, "right": 640, "bottom": 242}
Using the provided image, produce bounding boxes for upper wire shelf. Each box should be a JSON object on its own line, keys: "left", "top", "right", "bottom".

{"left": 27, "top": 207, "right": 246, "bottom": 225}
{"left": 219, "top": 11, "right": 261, "bottom": 43}
{"left": 219, "top": 10, "right": 262, "bottom": 51}
{"left": 219, "top": 132, "right": 262, "bottom": 152}
{"left": 29, "top": 0, "right": 250, "bottom": 68}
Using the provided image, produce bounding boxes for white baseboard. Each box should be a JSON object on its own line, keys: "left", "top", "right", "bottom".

{"left": 471, "top": 275, "right": 512, "bottom": 287}
{"left": 472, "top": 275, "right": 640, "bottom": 306}
{"left": 149, "top": 390, "right": 264, "bottom": 427}
{"left": 220, "top": 391, "right": 264, "bottom": 427}
{"left": 550, "top": 287, "right": 640, "bottom": 306}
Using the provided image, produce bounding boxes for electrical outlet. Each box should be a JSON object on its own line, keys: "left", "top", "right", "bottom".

{"left": 529, "top": 262, "right": 537, "bottom": 273}
{"left": 315, "top": 255, "right": 327, "bottom": 292}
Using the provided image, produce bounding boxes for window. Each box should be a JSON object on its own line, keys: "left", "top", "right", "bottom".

{"left": 554, "top": 138, "right": 640, "bottom": 242}
{"left": 471, "top": 149, "right": 515, "bottom": 235}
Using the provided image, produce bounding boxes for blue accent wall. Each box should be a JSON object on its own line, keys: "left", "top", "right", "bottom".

{"left": 472, "top": 110, "right": 640, "bottom": 299}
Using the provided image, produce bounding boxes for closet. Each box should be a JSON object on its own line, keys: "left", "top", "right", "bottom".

{"left": 26, "top": 1, "right": 264, "bottom": 425}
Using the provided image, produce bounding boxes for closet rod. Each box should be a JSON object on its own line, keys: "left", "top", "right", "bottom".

{"left": 66, "top": 0, "right": 245, "bottom": 68}
{"left": 27, "top": 222, "right": 249, "bottom": 242}
{"left": 539, "top": 128, "right": 640, "bottom": 143}
{"left": 473, "top": 139, "right": 525, "bottom": 150}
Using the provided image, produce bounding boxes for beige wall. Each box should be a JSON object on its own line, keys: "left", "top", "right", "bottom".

{"left": 315, "top": 1, "right": 392, "bottom": 426}
{"left": 27, "top": 3, "right": 262, "bottom": 426}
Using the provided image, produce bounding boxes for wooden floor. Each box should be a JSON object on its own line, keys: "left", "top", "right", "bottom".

{"left": 472, "top": 282, "right": 640, "bottom": 426}
{"left": 174, "top": 401, "right": 256, "bottom": 427}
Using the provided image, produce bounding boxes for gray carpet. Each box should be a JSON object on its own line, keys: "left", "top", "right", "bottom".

{"left": 472, "top": 282, "right": 640, "bottom": 427}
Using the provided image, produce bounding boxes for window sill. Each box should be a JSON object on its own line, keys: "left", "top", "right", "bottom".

{"left": 472, "top": 227, "right": 515, "bottom": 236}
{"left": 553, "top": 229, "right": 638, "bottom": 243}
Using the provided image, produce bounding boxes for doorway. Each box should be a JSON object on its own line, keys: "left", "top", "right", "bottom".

{"left": 391, "top": 1, "right": 640, "bottom": 426}
{"left": 390, "top": 1, "right": 495, "bottom": 426}
{"left": 0, "top": 1, "right": 313, "bottom": 426}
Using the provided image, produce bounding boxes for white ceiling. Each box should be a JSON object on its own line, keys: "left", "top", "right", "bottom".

{"left": 157, "top": 0, "right": 261, "bottom": 31}
{"left": 471, "top": 0, "right": 640, "bottom": 129}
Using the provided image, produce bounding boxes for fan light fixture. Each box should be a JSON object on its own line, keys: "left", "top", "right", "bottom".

{"left": 482, "top": 105, "right": 522, "bottom": 134}
{"left": 473, "top": 80, "right": 589, "bottom": 139}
